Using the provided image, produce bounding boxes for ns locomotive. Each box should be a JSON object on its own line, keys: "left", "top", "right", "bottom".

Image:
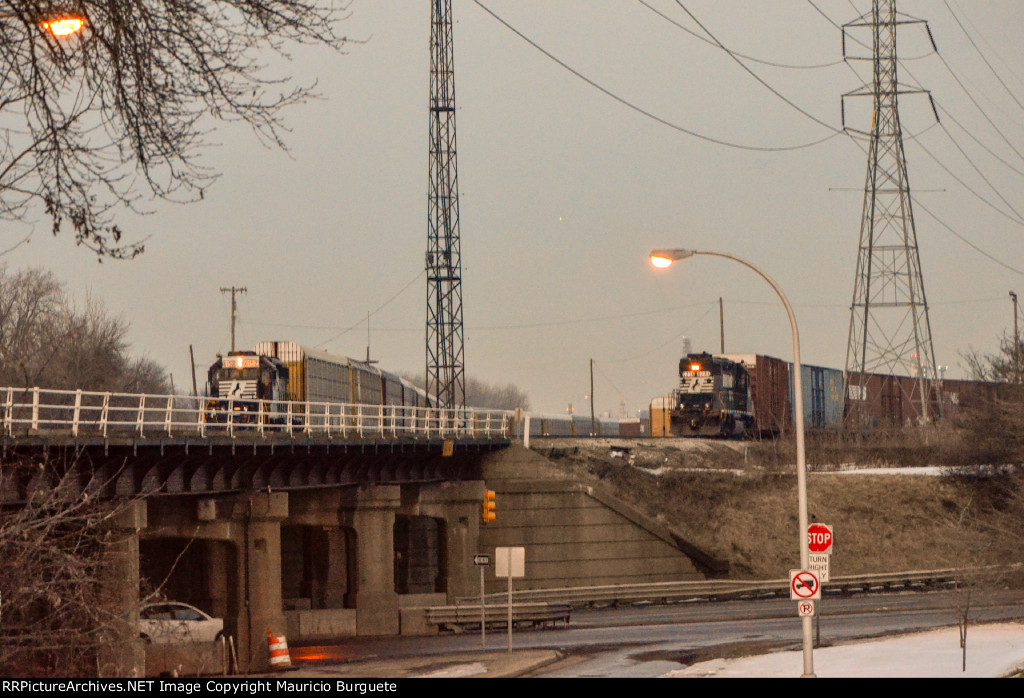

{"left": 206, "top": 341, "right": 431, "bottom": 424}
{"left": 665, "top": 352, "right": 755, "bottom": 437}
{"left": 206, "top": 350, "right": 291, "bottom": 423}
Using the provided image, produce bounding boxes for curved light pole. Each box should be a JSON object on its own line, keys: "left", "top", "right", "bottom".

{"left": 650, "top": 248, "right": 814, "bottom": 678}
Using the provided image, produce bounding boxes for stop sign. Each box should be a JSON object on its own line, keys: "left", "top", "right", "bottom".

{"left": 808, "top": 524, "right": 833, "bottom": 554}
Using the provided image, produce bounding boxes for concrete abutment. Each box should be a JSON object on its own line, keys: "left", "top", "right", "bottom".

{"left": 112, "top": 444, "right": 717, "bottom": 675}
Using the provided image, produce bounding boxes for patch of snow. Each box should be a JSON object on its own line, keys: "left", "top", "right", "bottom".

{"left": 663, "top": 623, "right": 1024, "bottom": 678}
{"left": 413, "top": 661, "right": 488, "bottom": 678}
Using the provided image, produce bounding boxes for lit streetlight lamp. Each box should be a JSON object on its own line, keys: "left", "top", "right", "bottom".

{"left": 40, "top": 16, "right": 85, "bottom": 37}
{"left": 649, "top": 247, "right": 814, "bottom": 677}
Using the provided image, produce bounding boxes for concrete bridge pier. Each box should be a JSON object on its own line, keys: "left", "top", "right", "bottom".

{"left": 98, "top": 500, "right": 147, "bottom": 678}
{"left": 237, "top": 492, "right": 289, "bottom": 671}
{"left": 134, "top": 480, "right": 492, "bottom": 673}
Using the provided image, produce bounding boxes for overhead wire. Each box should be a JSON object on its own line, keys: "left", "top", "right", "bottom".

{"left": 636, "top": 0, "right": 844, "bottom": 70}
{"left": 591, "top": 360, "right": 643, "bottom": 417}
{"left": 809, "top": 0, "right": 1024, "bottom": 275}
{"left": 476, "top": 1, "right": 1023, "bottom": 280}
{"left": 597, "top": 302, "right": 718, "bottom": 364}
{"left": 246, "top": 301, "right": 721, "bottom": 334}
{"left": 936, "top": 102, "right": 1024, "bottom": 180}
{"left": 949, "top": 0, "right": 1024, "bottom": 99}
{"left": 470, "top": 0, "right": 841, "bottom": 152}
{"left": 312, "top": 270, "right": 425, "bottom": 349}
{"left": 670, "top": 0, "right": 843, "bottom": 136}
{"left": 943, "top": 0, "right": 1024, "bottom": 118}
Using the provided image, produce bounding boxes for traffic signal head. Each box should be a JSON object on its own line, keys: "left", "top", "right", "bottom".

{"left": 482, "top": 489, "right": 496, "bottom": 523}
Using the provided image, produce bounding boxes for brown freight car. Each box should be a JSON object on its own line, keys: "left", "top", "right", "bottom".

{"left": 720, "top": 354, "right": 792, "bottom": 436}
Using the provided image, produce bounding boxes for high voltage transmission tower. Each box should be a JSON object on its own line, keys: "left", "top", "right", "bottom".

{"left": 842, "top": 0, "right": 941, "bottom": 425}
{"left": 426, "top": 0, "right": 466, "bottom": 409}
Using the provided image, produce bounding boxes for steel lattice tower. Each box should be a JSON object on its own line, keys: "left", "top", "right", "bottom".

{"left": 843, "top": 0, "right": 939, "bottom": 424}
{"left": 426, "top": 0, "right": 466, "bottom": 408}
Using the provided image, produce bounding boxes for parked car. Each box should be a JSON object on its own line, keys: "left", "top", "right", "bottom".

{"left": 139, "top": 601, "right": 223, "bottom": 644}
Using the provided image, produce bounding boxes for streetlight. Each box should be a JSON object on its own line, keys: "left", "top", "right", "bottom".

{"left": 649, "top": 247, "right": 814, "bottom": 678}
{"left": 40, "top": 16, "right": 85, "bottom": 37}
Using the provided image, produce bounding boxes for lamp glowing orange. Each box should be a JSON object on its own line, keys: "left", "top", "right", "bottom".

{"left": 649, "top": 249, "right": 695, "bottom": 269}
{"left": 41, "top": 17, "right": 85, "bottom": 37}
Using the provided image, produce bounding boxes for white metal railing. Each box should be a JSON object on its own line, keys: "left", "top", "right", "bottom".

{"left": 0, "top": 386, "right": 513, "bottom": 441}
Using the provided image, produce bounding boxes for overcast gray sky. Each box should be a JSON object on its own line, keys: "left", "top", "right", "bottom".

{"left": 6, "top": 1, "right": 1024, "bottom": 417}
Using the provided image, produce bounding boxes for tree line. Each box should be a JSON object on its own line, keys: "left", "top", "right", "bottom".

{"left": 0, "top": 265, "right": 168, "bottom": 393}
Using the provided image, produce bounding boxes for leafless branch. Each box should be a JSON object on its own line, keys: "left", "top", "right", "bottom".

{"left": 0, "top": 0, "right": 353, "bottom": 256}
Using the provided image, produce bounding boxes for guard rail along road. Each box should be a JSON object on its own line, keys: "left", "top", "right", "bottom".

{"left": 457, "top": 566, "right": 1021, "bottom": 608}
{"left": 1, "top": 387, "right": 513, "bottom": 441}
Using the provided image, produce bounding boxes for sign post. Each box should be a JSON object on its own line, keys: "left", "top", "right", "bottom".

{"left": 807, "top": 524, "right": 833, "bottom": 649}
{"left": 495, "top": 547, "right": 525, "bottom": 655}
{"left": 474, "top": 554, "right": 490, "bottom": 648}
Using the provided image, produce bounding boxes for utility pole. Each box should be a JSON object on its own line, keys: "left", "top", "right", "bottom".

{"left": 590, "top": 359, "right": 595, "bottom": 437}
{"left": 426, "top": 0, "right": 466, "bottom": 409}
{"left": 1011, "top": 291, "right": 1019, "bottom": 344}
{"left": 842, "top": 1, "right": 940, "bottom": 425}
{"left": 719, "top": 297, "right": 725, "bottom": 354}
{"left": 220, "top": 286, "right": 247, "bottom": 353}
{"left": 1011, "top": 291, "right": 1020, "bottom": 381}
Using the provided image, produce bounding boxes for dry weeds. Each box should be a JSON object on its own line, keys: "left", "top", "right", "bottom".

{"left": 534, "top": 430, "right": 1023, "bottom": 580}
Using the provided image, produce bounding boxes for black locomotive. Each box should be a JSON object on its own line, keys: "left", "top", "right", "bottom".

{"left": 670, "top": 352, "right": 755, "bottom": 437}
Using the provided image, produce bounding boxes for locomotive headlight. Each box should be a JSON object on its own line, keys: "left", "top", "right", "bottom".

{"left": 689, "top": 363, "right": 702, "bottom": 372}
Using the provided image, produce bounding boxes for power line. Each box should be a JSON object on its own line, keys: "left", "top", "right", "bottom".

{"left": 471, "top": 0, "right": 842, "bottom": 153}
{"left": 820, "top": 1, "right": 1024, "bottom": 274}
{"left": 596, "top": 303, "right": 718, "bottom": 364}
{"left": 313, "top": 271, "right": 425, "bottom": 349}
{"left": 936, "top": 101, "right": 1024, "bottom": 180}
{"left": 671, "top": 0, "right": 843, "bottom": 136}
{"left": 942, "top": 0, "right": 1024, "bottom": 117}
{"left": 247, "top": 300, "right": 718, "bottom": 334}
{"left": 637, "top": 0, "right": 844, "bottom": 70}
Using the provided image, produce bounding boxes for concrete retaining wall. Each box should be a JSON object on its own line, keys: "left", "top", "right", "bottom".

{"left": 478, "top": 445, "right": 718, "bottom": 593}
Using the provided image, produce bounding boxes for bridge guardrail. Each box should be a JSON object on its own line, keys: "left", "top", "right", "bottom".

{"left": 0, "top": 386, "right": 513, "bottom": 441}
{"left": 425, "top": 602, "right": 571, "bottom": 632}
{"left": 456, "top": 566, "right": 1019, "bottom": 608}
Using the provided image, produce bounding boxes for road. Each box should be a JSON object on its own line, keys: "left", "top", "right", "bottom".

{"left": 291, "top": 588, "right": 1024, "bottom": 677}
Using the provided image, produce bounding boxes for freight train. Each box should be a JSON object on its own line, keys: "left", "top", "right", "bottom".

{"left": 667, "top": 352, "right": 755, "bottom": 437}
{"left": 206, "top": 341, "right": 430, "bottom": 423}
{"left": 651, "top": 351, "right": 996, "bottom": 438}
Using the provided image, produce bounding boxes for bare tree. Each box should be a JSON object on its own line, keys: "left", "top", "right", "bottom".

{"left": 0, "top": 0, "right": 351, "bottom": 257}
{"left": 0, "top": 264, "right": 169, "bottom": 391}
{"left": 465, "top": 376, "right": 531, "bottom": 411}
{"left": 401, "top": 372, "right": 531, "bottom": 411}
{"left": 961, "top": 332, "right": 1024, "bottom": 384}
{"left": 0, "top": 452, "right": 140, "bottom": 677}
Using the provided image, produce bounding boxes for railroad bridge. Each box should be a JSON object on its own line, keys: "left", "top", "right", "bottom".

{"left": 2, "top": 387, "right": 512, "bottom": 675}
{"left": 2, "top": 388, "right": 714, "bottom": 677}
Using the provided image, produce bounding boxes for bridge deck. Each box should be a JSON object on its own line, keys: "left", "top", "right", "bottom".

{"left": 1, "top": 387, "right": 511, "bottom": 500}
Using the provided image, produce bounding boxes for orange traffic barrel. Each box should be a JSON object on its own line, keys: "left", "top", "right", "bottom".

{"left": 267, "top": 628, "right": 292, "bottom": 669}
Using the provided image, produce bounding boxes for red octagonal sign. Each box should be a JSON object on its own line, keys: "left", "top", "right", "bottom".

{"left": 808, "top": 524, "right": 833, "bottom": 554}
